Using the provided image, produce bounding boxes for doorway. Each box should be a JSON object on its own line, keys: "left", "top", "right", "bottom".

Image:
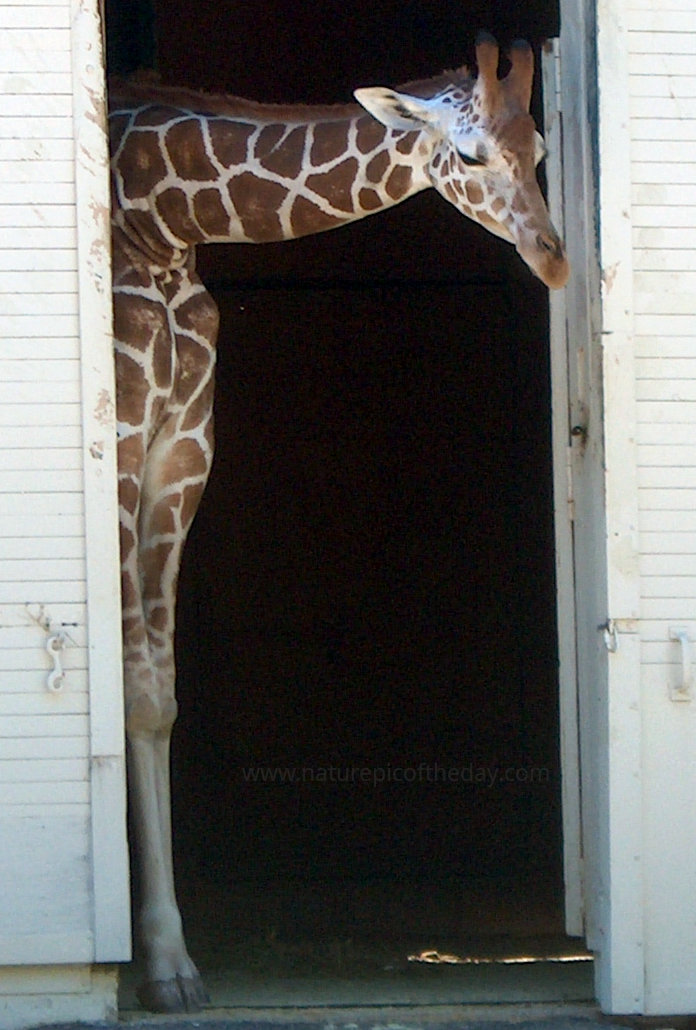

{"left": 107, "top": 0, "right": 588, "bottom": 1006}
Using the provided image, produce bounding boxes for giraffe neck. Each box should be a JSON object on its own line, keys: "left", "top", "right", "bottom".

{"left": 110, "top": 90, "right": 435, "bottom": 267}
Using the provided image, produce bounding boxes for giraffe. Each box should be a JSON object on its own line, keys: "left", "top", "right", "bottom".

{"left": 108, "top": 33, "right": 568, "bottom": 1013}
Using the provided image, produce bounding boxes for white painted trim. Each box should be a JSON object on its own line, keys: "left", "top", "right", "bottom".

{"left": 70, "top": 0, "right": 131, "bottom": 962}
{"left": 541, "top": 39, "right": 584, "bottom": 940}
{"left": 596, "top": 0, "right": 644, "bottom": 1013}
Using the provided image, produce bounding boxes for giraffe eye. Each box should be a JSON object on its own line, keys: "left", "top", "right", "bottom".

{"left": 458, "top": 151, "right": 487, "bottom": 167}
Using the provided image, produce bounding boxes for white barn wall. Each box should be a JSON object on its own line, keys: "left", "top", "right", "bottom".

{"left": 0, "top": 1, "right": 129, "bottom": 1025}
{"left": 626, "top": 0, "right": 696, "bottom": 1013}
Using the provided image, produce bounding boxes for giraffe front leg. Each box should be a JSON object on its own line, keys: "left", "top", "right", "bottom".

{"left": 129, "top": 430, "right": 214, "bottom": 1008}
{"left": 116, "top": 261, "right": 217, "bottom": 1012}
{"left": 120, "top": 466, "right": 209, "bottom": 1013}
{"left": 126, "top": 712, "right": 209, "bottom": 1012}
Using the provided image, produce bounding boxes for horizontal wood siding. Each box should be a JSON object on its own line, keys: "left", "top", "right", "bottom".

{"left": 0, "top": 0, "right": 92, "bottom": 965}
{"left": 628, "top": 0, "right": 696, "bottom": 1012}
{"left": 0, "top": 0, "right": 129, "bottom": 974}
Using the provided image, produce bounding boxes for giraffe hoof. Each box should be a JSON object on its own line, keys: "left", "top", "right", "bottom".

{"left": 137, "top": 973, "right": 210, "bottom": 1013}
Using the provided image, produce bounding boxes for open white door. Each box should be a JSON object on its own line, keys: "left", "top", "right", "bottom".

{"left": 543, "top": 1, "right": 646, "bottom": 1013}
{"left": 541, "top": 39, "right": 583, "bottom": 940}
{"left": 542, "top": 7, "right": 611, "bottom": 975}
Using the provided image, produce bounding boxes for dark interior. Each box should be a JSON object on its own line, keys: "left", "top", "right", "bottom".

{"left": 108, "top": 0, "right": 565, "bottom": 977}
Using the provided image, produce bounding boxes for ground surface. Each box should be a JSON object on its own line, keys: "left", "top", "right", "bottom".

{"left": 33, "top": 1012, "right": 630, "bottom": 1030}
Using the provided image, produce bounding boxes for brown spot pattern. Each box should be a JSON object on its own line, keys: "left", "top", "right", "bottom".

{"left": 290, "top": 195, "right": 345, "bottom": 236}
{"left": 208, "top": 119, "right": 254, "bottom": 167}
{"left": 175, "top": 291, "right": 220, "bottom": 342}
{"left": 114, "top": 292, "right": 167, "bottom": 352}
{"left": 259, "top": 125, "right": 306, "bottom": 179}
{"left": 112, "top": 254, "right": 151, "bottom": 290}
{"left": 142, "top": 541, "right": 175, "bottom": 600}
{"left": 117, "top": 131, "right": 168, "bottom": 200}
{"left": 166, "top": 121, "right": 217, "bottom": 181}
{"left": 310, "top": 121, "right": 349, "bottom": 165}
{"left": 358, "top": 188, "right": 382, "bottom": 211}
{"left": 356, "top": 116, "right": 386, "bottom": 154}
{"left": 181, "top": 481, "right": 206, "bottom": 530}
{"left": 156, "top": 188, "right": 205, "bottom": 243}
{"left": 305, "top": 157, "right": 358, "bottom": 212}
{"left": 193, "top": 188, "right": 229, "bottom": 236}
{"left": 119, "top": 478, "right": 139, "bottom": 516}
{"left": 162, "top": 437, "right": 209, "bottom": 482}
{"left": 227, "top": 172, "right": 288, "bottom": 241}
{"left": 120, "top": 573, "right": 139, "bottom": 616}
{"left": 478, "top": 210, "right": 499, "bottom": 229}
{"left": 148, "top": 606, "right": 169, "bottom": 633}
{"left": 385, "top": 165, "right": 412, "bottom": 200}
{"left": 122, "top": 209, "right": 178, "bottom": 265}
{"left": 115, "top": 351, "right": 148, "bottom": 426}
{"left": 151, "top": 346, "right": 173, "bottom": 393}
{"left": 366, "top": 150, "right": 389, "bottom": 183}
{"left": 180, "top": 387, "right": 214, "bottom": 434}
{"left": 395, "top": 132, "right": 418, "bottom": 155}
{"left": 135, "top": 105, "right": 179, "bottom": 128}
{"left": 254, "top": 123, "right": 286, "bottom": 158}
{"left": 172, "top": 338, "right": 213, "bottom": 406}
{"left": 117, "top": 435, "right": 145, "bottom": 477}
{"left": 119, "top": 525, "right": 136, "bottom": 562}
{"left": 465, "top": 180, "right": 484, "bottom": 205}
{"left": 149, "top": 498, "right": 177, "bottom": 537}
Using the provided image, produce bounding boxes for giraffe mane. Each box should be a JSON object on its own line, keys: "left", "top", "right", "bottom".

{"left": 397, "top": 67, "right": 473, "bottom": 98}
{"left": 107, "top": 67, "right": 473, "bottom": 123}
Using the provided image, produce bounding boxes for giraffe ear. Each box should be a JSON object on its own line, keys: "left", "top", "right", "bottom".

{"left": 354, "top": 87, "right": 437, "bottom": 132}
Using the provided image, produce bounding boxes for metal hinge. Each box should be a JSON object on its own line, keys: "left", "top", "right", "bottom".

{"left": 551, "top": 37, "right": 562, "bottom": 113}
{"left": 600, "top": 618, "right": 639, "bottom": 652}
{"left": 542, "top": 39, "right": 563, "bottom": 114}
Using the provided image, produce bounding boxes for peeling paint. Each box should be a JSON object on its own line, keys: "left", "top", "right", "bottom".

{"left": 89, "top": 198, "right": 111, "bottom": 244}
{"left": 602, "top": 261, "right": 619, "bottom": 293}
{"left": 84, "top": 82, "right": 107, "bottom": 127}
{"left": 94, "top": 388, "right": 114, "bottom": 425}
{"left": 25, "top": 603, "right": 51, "bottom": 632}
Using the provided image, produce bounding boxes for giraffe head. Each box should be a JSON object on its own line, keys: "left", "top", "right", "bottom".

{"left": 354, "top": 34, "right": 569, "bottom": 289}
